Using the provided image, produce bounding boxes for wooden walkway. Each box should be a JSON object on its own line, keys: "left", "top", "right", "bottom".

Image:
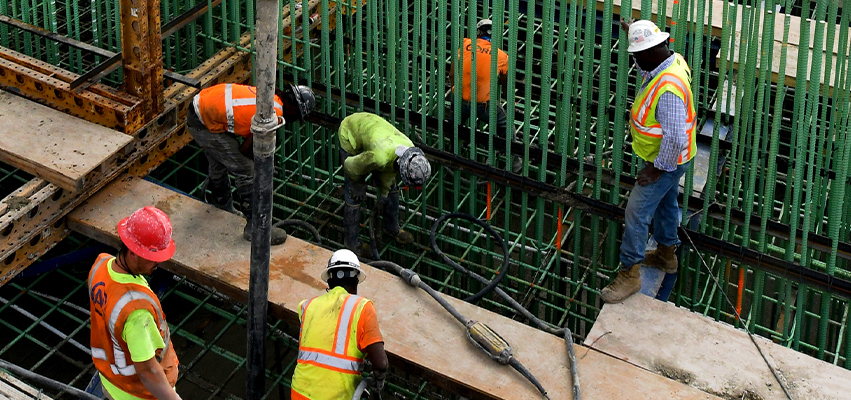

{"left": 68, "top": 175, "right": 721, "bottom": 399}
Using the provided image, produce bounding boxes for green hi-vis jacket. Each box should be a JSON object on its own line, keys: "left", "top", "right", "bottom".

{"left": 338, "top": 112, "right": 414, "bottom": 195}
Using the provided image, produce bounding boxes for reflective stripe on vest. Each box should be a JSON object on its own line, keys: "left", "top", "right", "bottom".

{"left": 629, "top": 54, "right": 697, "bottom": 164}
{"left": 297, "top": 349, "right": 363, "bottom": 373}
{"left": 89, "top": 258, "right": 172, "bottom": 377}
{"left": 296, "top": 293, "right": 366, "bottom": 374}
{"left": 223, "top": 84, "right": 282, "bottom": 133}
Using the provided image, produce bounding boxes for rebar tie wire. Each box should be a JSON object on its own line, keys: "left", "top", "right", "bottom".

{"left": 679, "top": 221, "right": 794, "bottom": 400}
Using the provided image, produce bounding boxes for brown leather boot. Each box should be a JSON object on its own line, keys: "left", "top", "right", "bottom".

{"left": 644, "top": 244, "right": 678, "bottom": 273}
{"left": 600, "top": 265, "right": 641, "bottom": 304}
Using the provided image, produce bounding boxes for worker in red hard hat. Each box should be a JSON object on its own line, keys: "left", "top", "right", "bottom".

{"left": 187, "top": 83, "right": 317, "bottom": 246}
{"left": 600, "top": 19, "right": 697, "bottom": 304}
{"left": 84, "top": 206, "right": 182, "bottom": 400}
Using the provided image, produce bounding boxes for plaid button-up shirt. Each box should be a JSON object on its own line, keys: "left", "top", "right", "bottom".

{"left": 637, "top": 53, "right": 689, "bottom": 172}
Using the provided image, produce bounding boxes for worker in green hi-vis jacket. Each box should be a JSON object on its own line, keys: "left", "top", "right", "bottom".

{"left": 338, "top": 112, "right": 432, "bottom": 257}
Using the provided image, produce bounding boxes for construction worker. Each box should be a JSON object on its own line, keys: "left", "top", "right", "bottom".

{"left": 187, "top": 83, "right": 316, "bottom": 245}
{"left": 85, "top": 206, "right": 181, "bottom": 399}
{"left": 291, "top": 249, "right": 388, "bottom": 399}
{"left": 338, "top": 112, "right": 432, "bottom": 257}
{"left": 449, "top": 18, "right": 521, "bottom": 173}
{"left": 600, "top": 19, "right": 696, "bottom": 304}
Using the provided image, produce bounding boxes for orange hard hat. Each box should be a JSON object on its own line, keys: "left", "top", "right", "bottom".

{"left": 117, "top": 206, "right": 176, "bottom": 262}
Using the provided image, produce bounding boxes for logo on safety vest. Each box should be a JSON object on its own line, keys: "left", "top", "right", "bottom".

{"left": 91, "top": 281, "right": 107, "bottom": 316}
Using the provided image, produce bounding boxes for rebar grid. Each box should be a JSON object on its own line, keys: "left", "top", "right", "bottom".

{"left": 1, "top": 0, "right": 851, "bottom": 391}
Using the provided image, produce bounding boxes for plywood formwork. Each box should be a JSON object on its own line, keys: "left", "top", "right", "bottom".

{"left": 67, "top": 175, "right": 725, "bottom": 400}
{"left": 0, "top": 89, "right": 133, "bottom": 192}
{"left": 0, "top": 370, "right": 53, "bottom": 400}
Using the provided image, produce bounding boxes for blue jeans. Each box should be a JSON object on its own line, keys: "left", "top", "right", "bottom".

{"left": 620, "top": 161, "right": 691, "bottom": 269}
{"left": 84, "top": 372, "right": 105, "bottom": 398}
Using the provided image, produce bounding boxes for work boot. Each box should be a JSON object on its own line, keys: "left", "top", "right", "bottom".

{"left": 380, "top": 193, "right": 414, "bottom": 245}
{"left": 202, "top": 178, "right": 241, "bottom": 216}
{"left": 644, "top": 244, "right": 679, "bottom": 274}
{"left": 236, "top": 191, "right": 288, "bottom": 245}
{"left": 600, "top": 265, "right": 641, "bottom": 304}
{"left": 344, "top": 203, "right": 373, "bottom": 257}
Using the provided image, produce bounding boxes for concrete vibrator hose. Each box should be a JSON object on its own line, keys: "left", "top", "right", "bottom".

{"left": 366, "top": 212, "right": 581, "bottom": 399}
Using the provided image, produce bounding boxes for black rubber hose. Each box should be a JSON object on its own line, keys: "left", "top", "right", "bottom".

{"left": 273, "top": 219, "right": 322, "bottom": 244}
{"left": 508, "top": 358, "right": 550, "bottom": 400}
{"left": 0, "top": 359, "right": 100, "bottom": 400}
{"left": 369, "top": 261, "right": 468, "bottom": 324}
{"left": 429, "top": 213, "right": 510, "bottom": 303}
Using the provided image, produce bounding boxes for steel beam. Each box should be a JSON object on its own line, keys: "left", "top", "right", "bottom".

{"left": 120, "top": 0, "right": 164, "bottom": 120}
{"left": 0, "top": 48, "right": 144, "bottom": 133}
{"left": 0, "top": 37, "right": 253, "bottom": 286}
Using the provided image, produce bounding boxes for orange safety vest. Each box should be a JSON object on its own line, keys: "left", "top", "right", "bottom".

{"left": 291, "top": 287, "right": 370, "bottom": 400}
{"left": 88, "top": 253, "right": 178, "bottom": 399}
{"left": 192, "top": 84, "right": 284, "bottom": 137}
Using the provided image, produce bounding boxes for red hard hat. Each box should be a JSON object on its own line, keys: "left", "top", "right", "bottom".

{"left": 117, "top": 206, "right": 176, "bottom": 262}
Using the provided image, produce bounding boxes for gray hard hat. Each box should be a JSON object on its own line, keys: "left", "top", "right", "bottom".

{"left": 395, "top": 146, "right": 431, "bottom": 188}
{"left": 288, "top": 84, "right": 316, "bottom": 120}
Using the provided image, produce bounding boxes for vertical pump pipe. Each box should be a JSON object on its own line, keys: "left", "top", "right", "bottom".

{"left": 246, "top": 0, "right": 280, "bottom": 397}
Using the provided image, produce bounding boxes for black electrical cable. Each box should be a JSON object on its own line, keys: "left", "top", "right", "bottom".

{"left": 429, "top": 213, "right": 510, "bottom": 303}
{"left": 273, "top": 219, "right": 322, "bottom": 244}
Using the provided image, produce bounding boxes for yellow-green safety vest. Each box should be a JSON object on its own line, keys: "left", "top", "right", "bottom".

{"left": 291, "top": 286, "right": 370, "bottom": 400}
{"left": 630, "top": 54, "right": 697, "bottom": 164}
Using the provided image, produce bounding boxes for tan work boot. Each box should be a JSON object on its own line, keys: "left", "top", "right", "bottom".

{"left": 600, "top": 265, "right": 641, "bottom": 304}
{"left": 384, "top": 228, "right": 414, "bottom": 245}
{"left": 644, "top": 244, "right": 678, "bottom": 273}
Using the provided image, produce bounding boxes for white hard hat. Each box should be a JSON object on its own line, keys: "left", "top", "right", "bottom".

{"left": 322, "top": 249, "right": 366, "bottom": 283}
{"left": 627, "top": 20, "right": 669, "bottom": 53}
{"left": 477, "top": 19, "right": 493, "bottom": 30}
{"left": 395, "top": 146, "right": 431, "bottom": 188}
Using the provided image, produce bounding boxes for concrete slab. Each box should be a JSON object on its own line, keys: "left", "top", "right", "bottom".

{"left": 68, "top": 175, "right": 724, "bottom": 399}
{"left": 585, "top": 294, "right": 851, "bottom": 400}
{"left": 0, "top": 89, "right": 132, "bottom": 192}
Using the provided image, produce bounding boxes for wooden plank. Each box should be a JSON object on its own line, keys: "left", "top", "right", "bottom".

{"left": 68, "top": 176, "right": 723, "bottom": 400}
{"left": 585, "top": 294, "right": 851, "bottom": 400}
{"left": 0, "top": 370, "right": 53, "bottom": 399}
{"left": 590, "top": 0, "right": 846, "bottom": 91}
{"left": 0, "top": 89, "right": 132, "bottom": 192}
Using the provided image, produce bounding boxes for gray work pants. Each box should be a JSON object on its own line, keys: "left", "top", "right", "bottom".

{"left": 186, "top": 108, "right": 254, "bottom": 198}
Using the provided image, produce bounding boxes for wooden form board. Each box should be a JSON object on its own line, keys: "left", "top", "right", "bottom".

{"left": 0, "top": 89, "right": 132, "bottom": 192}
{"left": 589, "top": 0, "right": 846, "bottom": 91}
{"left": 585, "top": 294, "right": 851, "bottom": 400}
{"left": 0, "top": 370, "right": 52, "bottom": 400}
{"left": 68, "top": 175, "right": 722, "bottom": 399}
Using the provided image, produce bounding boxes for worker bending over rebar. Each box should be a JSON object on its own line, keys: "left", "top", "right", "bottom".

{"left": 187, "top": 83, "right": 316, "bottom": 245}
{"left": 601, "top": 19, "right": 697, "bottom": 303}
{"left": 291, "top": 249, "right": 388, "bottom": 399}
{"left": 338, "top": 112, "right": 432, "bottom": 258}
{"left": 85, "top": 206, "right": 181, "bottom": 399}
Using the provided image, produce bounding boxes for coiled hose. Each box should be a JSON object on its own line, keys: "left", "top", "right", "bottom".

{"left": 428, "top": 213, "right": 580, "bottom": 399}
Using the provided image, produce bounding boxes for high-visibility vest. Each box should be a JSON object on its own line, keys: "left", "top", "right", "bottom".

{"left": 192, "top": 84, "right": 284, "bottom": 137}
{"left": 88, "top": 253, "right": 178, "bottom": 399}
{"left": 630, "top": 54, "right": 697, "bottom": 164}
{"left": 291, "top": 287, "right": 370, "bottom": 400}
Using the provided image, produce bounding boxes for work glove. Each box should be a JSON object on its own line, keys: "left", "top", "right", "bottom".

{"left": 370, "top": 370, "right": 387, "bottom": 391}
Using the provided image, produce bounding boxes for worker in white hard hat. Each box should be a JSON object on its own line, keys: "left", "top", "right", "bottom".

{"left": 291, "top": 249, "right": 389, "bottom": 400}
{"left": 601, "top": 19, "right": 697, "bottom": 304}
{"left": 449, "top": 18, "right": 522, "bottom": 173}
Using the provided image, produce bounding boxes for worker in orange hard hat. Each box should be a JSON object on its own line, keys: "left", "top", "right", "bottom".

{"left": 187, "top": 83, "right": 317, "bottom": 246}
{"left": 600, "top": 19, "right": 697, "bottom": 304}
{"left": 84, "top": 206, "right": 182, "bottom": 400}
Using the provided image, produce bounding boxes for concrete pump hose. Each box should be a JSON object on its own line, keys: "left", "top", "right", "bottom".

{"left": 351, "top": 376, "right": 375, "bottom": 400}
{"left": 430, "top": 212, "right": 510, "bottom": 302}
